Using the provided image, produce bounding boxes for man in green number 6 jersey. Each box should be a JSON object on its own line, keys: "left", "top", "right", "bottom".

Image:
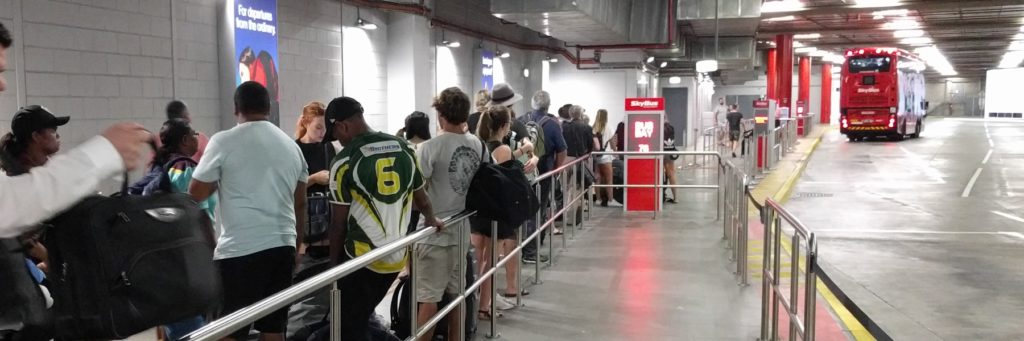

{"left": 323, "top": 96, "right": 443, "bottom": 340}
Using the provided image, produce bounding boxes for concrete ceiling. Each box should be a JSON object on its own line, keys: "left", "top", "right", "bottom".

{"left": 757, "top": 0, "right": 1024, "bottom": 79}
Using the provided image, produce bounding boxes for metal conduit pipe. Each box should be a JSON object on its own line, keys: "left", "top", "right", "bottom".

{"left": 343, "top": 0, "right": 599, "bottom": 65}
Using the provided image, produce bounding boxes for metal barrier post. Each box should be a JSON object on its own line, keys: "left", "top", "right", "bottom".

{"left": 458, "top": 220, "right": 466, "bottom": 341}
{"left": 561, "top": 169, "right": 568, "bottom": 248}
{"left": 548, "top": 176, "right": 555, "bottom": 266}
{"left": 516, "top": 221, "right": 524, "bottom": 307}
{"left": 570, "top": 162, "right": 577, "bottom": 240}
{"left": 739, "top": 175, "right": 749, "bottom": 286}
{"left": 330, "top": 283, "right": 341, "bottom": 341}
{"left": 805, "top": 236, "right": 818, "bottom": 341}
{"left": 533, "top": 184, "right": 542, "bottom": 284}
{"left": 488, "top": 221, "right": 499, "bottom": 339}
{"left": 410, "top": 243, "right": 418, "bottom": 341}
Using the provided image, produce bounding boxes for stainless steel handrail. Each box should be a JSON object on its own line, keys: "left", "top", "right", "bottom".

{"left": 183, "top": 211, "right": 477, "bottom": 341}
{"left": 760, "top": 197, "right": 818, "bottom": 341}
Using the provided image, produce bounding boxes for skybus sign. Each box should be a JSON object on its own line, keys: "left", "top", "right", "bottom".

{"left": 625, "top": 98, "right": 665, "bottom": 111}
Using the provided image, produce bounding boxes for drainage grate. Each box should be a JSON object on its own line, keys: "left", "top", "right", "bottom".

{"left": 795, "top": 192, "right": 834, "bottom": 198}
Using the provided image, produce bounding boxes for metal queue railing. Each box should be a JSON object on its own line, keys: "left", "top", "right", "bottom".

{"left": 184, "top": 155, "right": 596, "bottom": 341}
{"left": 721, "top": 159, "right": 750, "bottom": 286}
{"left": 759, "top": 198, "right": 818, "bottom": 341}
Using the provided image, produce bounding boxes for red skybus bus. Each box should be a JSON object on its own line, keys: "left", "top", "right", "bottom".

{"left": 839, "top": 47, "right": 927, "bottom": 141}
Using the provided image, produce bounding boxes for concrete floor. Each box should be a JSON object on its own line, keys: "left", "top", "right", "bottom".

{"left": 492, "top": 174, "right": 763, "bottom": 341}
{"left": 784, "top": 118, "right": 1024, "bottom": 340}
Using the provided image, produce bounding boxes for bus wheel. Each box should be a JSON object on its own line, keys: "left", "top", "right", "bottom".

{"left": 910, "top": 119, "right": 922, "bottom": 138}
{"left": 847, "top": 135, "right": 858, "bottom": 142}
{"left": 891, "top": 133, "right": 905, "bottom": 141}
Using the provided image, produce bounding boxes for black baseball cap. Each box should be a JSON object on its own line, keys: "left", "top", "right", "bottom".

{"left": 11, "top": 105, "right": 69, "bottom": 139}
{"left": 323, "top": 97, "right": 363, "bottom": 142}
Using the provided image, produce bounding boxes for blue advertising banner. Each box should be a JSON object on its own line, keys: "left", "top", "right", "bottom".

{"left": 481, "top": 50, "right": 494, "bottom": 91}
{"left": 233, "top": 0, "right": 280, "bottom": 125}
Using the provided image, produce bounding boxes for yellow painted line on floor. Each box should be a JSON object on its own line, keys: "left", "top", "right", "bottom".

{"left": 751, "top": 126, "right": 875, "bottom": 341}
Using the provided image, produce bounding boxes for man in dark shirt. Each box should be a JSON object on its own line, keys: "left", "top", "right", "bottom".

{"left": 518, "top": 90, "right": 567, "bottom": 263}
{"left": 726, "top": 104, "right": 744, "bottom": 157}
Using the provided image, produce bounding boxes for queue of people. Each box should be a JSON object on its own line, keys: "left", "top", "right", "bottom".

{"left": 0, "top": 18, "right": 636, "bottom": 341}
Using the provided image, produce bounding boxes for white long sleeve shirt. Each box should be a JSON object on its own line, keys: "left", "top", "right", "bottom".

{"left": 0, "top": 136, "right": 123, "bottom": 237}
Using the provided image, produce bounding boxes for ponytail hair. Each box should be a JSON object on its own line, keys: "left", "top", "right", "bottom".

{"left": 476, "top": 105, "right": 510, "bottom": 142}
{"left": 0, "top": 132, "right": 28, "bottom": 173}
{"left": 153, "top": 119, "right": 193, "bottom": 167}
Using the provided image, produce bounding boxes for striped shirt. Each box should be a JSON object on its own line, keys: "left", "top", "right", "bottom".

{"left": 329, "top": 132, "right": 424, "bottom": 273}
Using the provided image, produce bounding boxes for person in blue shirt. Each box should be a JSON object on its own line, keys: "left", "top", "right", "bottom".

{"left": 515, "top": 89, "right": 567, "bottom": 264}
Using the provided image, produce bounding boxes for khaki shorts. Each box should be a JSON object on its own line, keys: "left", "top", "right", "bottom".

{"left": 414, "top": 244, "right": 461, "bottom": 303}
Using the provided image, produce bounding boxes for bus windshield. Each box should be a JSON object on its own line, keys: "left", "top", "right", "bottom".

{"left": 848, "top": 56, "right": 892, "bottom": 73}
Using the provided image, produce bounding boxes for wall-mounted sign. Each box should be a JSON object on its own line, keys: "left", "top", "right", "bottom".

{"left": 233, "top": 0, "right": 280, "bottom": 125}
{"left": 481, "top": 50, "right": 494, "bottom": 91}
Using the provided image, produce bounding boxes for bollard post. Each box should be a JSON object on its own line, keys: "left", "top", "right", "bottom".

{"left": 548, "top": 175, "right": 555, "bottom": 266}
{"left": 561, "top": 170, "right": 568, "bottom": 248}
{"left": 516, "top": 221, "right": 524, "bottom": 307}
{"left": 409, "top": 242, "right": 418, "bottom": 341}
{"left": 458, "top": 220, "right": 466, "bottom": 341}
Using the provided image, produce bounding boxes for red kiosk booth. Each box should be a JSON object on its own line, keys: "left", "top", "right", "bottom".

{"left": 623, "top": 98, "right": 665, "bottom": 212}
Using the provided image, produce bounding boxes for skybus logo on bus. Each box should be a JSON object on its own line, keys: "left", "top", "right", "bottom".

{"left": 857, "top": 88, "right": 881, "bottom": 93}
{"left": 625, "top": 98, "right": 664, "bottom": 111}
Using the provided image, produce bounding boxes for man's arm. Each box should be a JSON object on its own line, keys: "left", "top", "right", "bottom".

{"left": 545, "top": 119, "right": 569, "bottom": 168}
{"left": 293, "top": 182, "right": 307, "bottom": 253}
{"left": 188, "top": 180, "right": 218, "bottom": 202}
{"left": 0, "top": 123, "right": 151, "bottom": 236}
{"left": 328, "top": 203, "right": 349, "bottom": 265}
{"left": 413, "top": 189, "right": 443, "bottom": 230}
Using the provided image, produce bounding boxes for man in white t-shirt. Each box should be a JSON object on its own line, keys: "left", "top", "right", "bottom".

{"left": 189, "top": 81, "right": 308, "bottom": 341}
{"left": 414, "top": 87, "right": 482, "bottom": 340}
{"left": 714, "top": 97, "right": 730, "bottom": 145}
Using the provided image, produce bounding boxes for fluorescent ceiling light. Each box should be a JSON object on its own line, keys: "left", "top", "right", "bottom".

{"left": 794, "top": 33, "right": 821, "bottom": 39}
{"left": 660, "top": 61, "right": 668, "bottom": 68}
{"left": 883, "top": 19, "right": 920, "bottom": 30}
{"left": 825, "top": 54, "right": 846, "bottom": 64}
{"left": 669, "top": 76, "right": 682, "bottom": 84}
{"left": 893, "top": 29, "right": 924, "bottom": 38}
{"left": 498, "top": 50, "right": 511, "bottom": 58}
{"left": 356, "top": 18, "right": 377, "bottom": 30}
{"left": 900, "top": 37, "right": 932, "bottom": 45}
{"left": 809, "top": 50, "right": 828, "bottom": 57}
{"left": 1013, "top": 33, "right": 1024, "bottom": 40}
{"left": 523, "top": 68, "right": 530, "bottom": 78}
{"left": 832, "top": 66, "right": 842, "bottom": 73}
{"left": 872, "top": 9, "right": 908, "bottom": 17}
{"left": 547, "top": 56, "right": 559, "bottom": 63}
{"left": 761, "top": 0, "right": 804, "bottom": 13}
{"left": 646, "top": 56, "right": 655, "bottom": 63}
{"left": 856, "top": 0, "right": 899, "bottom": 8}
{"left": 915, "top": 45, "right": 957, "bottom": 75}
{"left": 1009, "top": 40, "right": 1024, "bottom": 51}
{"left": 795, "top": 47, "right": 818, "bottom": 54}
{"left": 793, "top": 41, "right": 805, "bottom": 48}
{"left": 764, "top": 15, "right": 796, "bottom": 22}
{"left": 696, "top": 59, "right": 719, "bottom": 73}
{"left": 441, "top": 40, "right": 460, "bottom": 48}
{"left": 999, "top": 51, "right": 1024, "bottom": 69}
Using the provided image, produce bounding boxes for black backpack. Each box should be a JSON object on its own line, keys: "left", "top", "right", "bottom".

{"left": 390, "top": 249, "right": 477, "bottom": 341}
{"left": 466, "top": 140, "right": 541, "bottom": 228}
{"left": 42, "top": 178, "right": 221, "bottom": 339}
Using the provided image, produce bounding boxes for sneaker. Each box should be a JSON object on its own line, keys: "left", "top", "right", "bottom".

{"left": 495, "top": 296, "right": 517, "bottom": 311}
{"left": 522, "top": 254, "right": 549, "bottom": 264}
{"left": 732, "top": 152, "right": 737, "bottom": 157}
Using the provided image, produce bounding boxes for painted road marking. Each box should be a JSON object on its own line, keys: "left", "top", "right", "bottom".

{"left": 962, "top": 168, "right": 983, "bottom": 197}
{"left": 982, "top": 149, "right": 994, "bottom": 164}
{"left": 816, "top": 229, "right": 1024, "bottom": 240}
{"left": 992, "top": 210, "right": 1024, "bottom": 224}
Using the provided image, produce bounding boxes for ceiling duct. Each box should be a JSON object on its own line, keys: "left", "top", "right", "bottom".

{"left": 491, "top": 0, "right": 668, "bottom": 45}
{"left": 678, "top": 0, "right": 761, "bottom": 37}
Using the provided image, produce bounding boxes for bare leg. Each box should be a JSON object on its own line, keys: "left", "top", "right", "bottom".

{"left": 502, "top": 238, "right": 519, "bottom": 296}
{"left": 416, "top": 303, "right": 438, "bottom": 341}
{"left": 598, "top": 163, "right": 613, "bottom": 204}
{"left": 471, "top": 233, "right": 493, "bottom": 314}
{"left": 664, "top": 160, "right": 678, "bottom": 202}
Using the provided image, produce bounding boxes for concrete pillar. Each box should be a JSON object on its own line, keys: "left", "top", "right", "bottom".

{"left": 386, "top": 12, "right": 435, "bottom": 135}
{"left": 775, "top": 34, "right": 794, "bottom": 112}
{"left": 821, "top": 63, "right": 832, "bottom": 124}
{"left": 766, "top": 48, "right": 777, "bottom": 101}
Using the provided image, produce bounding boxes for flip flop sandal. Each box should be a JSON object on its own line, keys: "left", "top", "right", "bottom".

{"left": 478, "top": 310, "right": 502, "bottom": 321}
